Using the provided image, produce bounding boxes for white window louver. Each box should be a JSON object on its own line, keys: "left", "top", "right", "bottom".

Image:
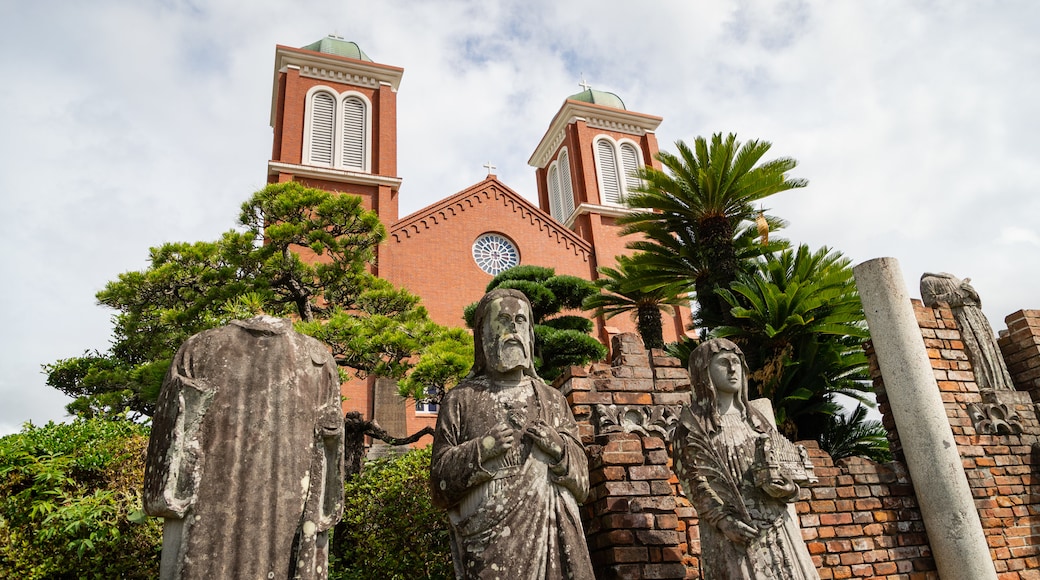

{"left": 341, "top": 96, "right": 366, "bottom": 170}
{"left": 620, "top": 143, "right": 640, "bottom": 199}
{"left": 559, "top": 149, "right": 575, "bottom": 216}
{"left": 548, "top": 165, "right": 563, "bottom": 220}
{"left": 597, "top": 139, "right": 622, "bottom": 204}
{"left": 309, "top": 92, "right": 336, "bottom": 166}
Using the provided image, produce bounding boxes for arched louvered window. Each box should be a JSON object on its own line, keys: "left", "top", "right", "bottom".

{"left": 341, "top": 96, "right": 366, "bottom": 171}
{"left": 548, "top": 165, "right": 564, "bottom": 220}
{"left": 619, "top": 142, "right": 641, "bottom": 197}
{"left": 303, "top": 87, "right": 371, "bottom": 172}
{"left": 596, "top": 138, "right": 622, "bottom": 204}
{"left": 308, "top": 91, "right": 336, "bottom": 166}
{"left": 558, "top": 149, "right": 575, "bottom": 217}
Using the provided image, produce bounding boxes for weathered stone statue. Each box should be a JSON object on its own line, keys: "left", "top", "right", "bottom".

{"left": 430, "top": 289, "right": 594, "bottom": 579}
{"left": 143, "top": 315, "right": 344, "bottom": 580}
{"left": 920, "top": 272, "right": 1015, "bottom": 391}
{"left": 672, "top": 338, "right": 819, "bottom": 580}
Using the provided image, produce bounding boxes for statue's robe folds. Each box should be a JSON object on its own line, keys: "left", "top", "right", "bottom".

{"left": 143, "top": 316, "right": 344, "bottom": 580}
{"left": 673, "top": 409, "right": 819, "bottom": 580}
{"left": 431, "top": 377, "right": 594, "bottom": 580}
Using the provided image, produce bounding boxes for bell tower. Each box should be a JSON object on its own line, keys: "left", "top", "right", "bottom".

{"left": 268, "top": 36, "right": 404, "bottom": 240}
{"left": 528, "top": 86, "right": 663, "bottom": 273}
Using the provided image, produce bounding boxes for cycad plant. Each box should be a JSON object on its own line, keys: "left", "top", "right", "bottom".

{"left": 818, "top": 405, "right": 892, "bottom": 463}
{"left": 714, "top": 244, "right": 873, "bottom": 440}
{"left": 583, "top": 255, "right": 690, "bottom": 350}
{"left": 621, "top": 133, "right": 805, "bottom": 331}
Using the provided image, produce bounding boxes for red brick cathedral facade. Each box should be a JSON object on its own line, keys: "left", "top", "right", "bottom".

{"left": 266, "top": 37, "right": 691, "bottom": 435}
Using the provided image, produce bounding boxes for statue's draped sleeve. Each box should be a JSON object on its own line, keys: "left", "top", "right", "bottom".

{"left": 429, "top": 382, "right": 495, "bottom": 509}
{"left": 143, "top": 334, "right": 216, "bottom": 519}
{"left": 541, "top": 385, "right": 589, "bottom": 503}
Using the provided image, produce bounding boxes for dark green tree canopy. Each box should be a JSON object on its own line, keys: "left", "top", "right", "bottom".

{"left": 45, "top": 182, "right": 469, "bottom": 418}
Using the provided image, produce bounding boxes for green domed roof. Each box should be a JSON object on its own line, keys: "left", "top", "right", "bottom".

{"left": 302, "top": 35, "right": 373, "bottom": 62}
{"left": 567, "top": 88, "right": 626, "bottom": 110}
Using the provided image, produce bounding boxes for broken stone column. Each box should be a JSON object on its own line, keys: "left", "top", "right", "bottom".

{"left": 853, "top": 258, "right": 996, "bottom": 580}
{"left": 143, "top": 315, "right": 345, "bottom": 580}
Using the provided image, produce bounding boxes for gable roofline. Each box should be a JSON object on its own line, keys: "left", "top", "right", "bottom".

{"left": 528, "top": 99, "right": 663, "bottom": 169}
{"left": 389, "top": 177, "right": 593, "bottom": 260}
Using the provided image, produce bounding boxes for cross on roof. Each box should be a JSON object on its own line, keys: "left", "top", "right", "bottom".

{"left": 483, "top": 161, "right": 497, "bottom": 175}
{"left": 578, "top": 75, "right": 591, "bottom": 91}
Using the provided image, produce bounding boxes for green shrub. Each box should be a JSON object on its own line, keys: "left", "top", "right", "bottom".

{"left": 0, "top": 419, "right": 161, "bottom": 579}
{"left": 331, "top": 446, "right": 452, "bottom": 579}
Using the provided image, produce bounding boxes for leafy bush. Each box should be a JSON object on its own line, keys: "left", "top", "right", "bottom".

{"left": 331, "top": 446, "right": 452, "bottom": 579}
{"left": 0, "top": 418, "right": 161, "bottom": 579}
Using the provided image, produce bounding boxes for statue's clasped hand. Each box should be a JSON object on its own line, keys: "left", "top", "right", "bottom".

{"left": 480, "top": 423, "right": 516, "bottom": 462}
{"left": 526, "top": 420, "right": 565, "bottom": 463}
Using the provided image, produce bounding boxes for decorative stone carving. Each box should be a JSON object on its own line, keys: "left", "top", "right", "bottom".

{"left": 920, "top": 272, "right": 1015, "bottom": 391}
{"left": 143, "top": 316, "right": 344, "bottom": 580}
{"left": 967, "top": 401, "right": 1024, "bottom": 435}
{"left": 595, "top": 403, "right": 680, "bottom": 439}
{"left": 430, "top": 289, "right": 594, "bottom": 579}
{"left": 672, "top": 338, "right": 820, "bottom": 579}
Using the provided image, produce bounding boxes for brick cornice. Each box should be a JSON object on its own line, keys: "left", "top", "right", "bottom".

{"left": 389, "top": 177, "right": 592, "bottom": 261}
{"left": 270, "top": 44, "right": 404, "bottom": 126}
{"left": 563, "top": 202, "right": 639, "bottom": 228}
{"left": 267, "top": 161, "right": 403, "bottom": 188}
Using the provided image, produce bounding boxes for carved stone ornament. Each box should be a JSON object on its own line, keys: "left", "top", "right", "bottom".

{"left": 595, "top": 403, "right": 680, "bottom": 440}
{"left": 967, "top": 401, "right": 1023, "bottom": 435}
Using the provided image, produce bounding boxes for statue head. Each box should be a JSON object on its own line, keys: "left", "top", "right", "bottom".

{"left": 688, "top": 338, "right": 769, "bottom": 432}
{"left": 469, "top": 289, "right": 539, "bottom": 380}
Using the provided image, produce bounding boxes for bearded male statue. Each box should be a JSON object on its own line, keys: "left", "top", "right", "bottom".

{"left": 430, "top": 289, "right": 594, "bottom": 579}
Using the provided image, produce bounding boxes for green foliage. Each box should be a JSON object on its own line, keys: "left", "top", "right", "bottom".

{"left": 714, "top": 244, "right": 874, "bottom": 441}
{"left": 331, "top": 447, "right": 452, "bottom": 580}
{"left": 584, "top": 254, "right": 690, "bottom": 350}
{"left": 622, "top": 135, "right": 881, "bottom": 450}
{"left": 818, "top": 405, "right": 893, "bottom": 463}
{"left": 621, "top": 133, "right": 804, "bottom": 330}
{"left": 466, "top": 265, "right": 606, "bottom": 380}
{"left": 396, "top": 327, "right": 474, "bottom": 403}
{"left": 0, "top": 419, "right": 161, "bottom": 579}
{"left": 46, "top": 183, "right": 470, "bottom": 418}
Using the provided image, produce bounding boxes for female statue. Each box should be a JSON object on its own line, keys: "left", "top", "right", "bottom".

{"left": 672, "top": 339, "right": 819, "bottom": 579}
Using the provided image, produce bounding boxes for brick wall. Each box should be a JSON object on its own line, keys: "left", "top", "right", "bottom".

{"left": 562, "top": 319, "right": 1040, "bottom": 579}
{"left": 999, "top": 309, "right": 1040, "bottom": 400}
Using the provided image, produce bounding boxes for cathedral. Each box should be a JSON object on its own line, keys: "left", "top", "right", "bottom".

{"left": 266, "top": 36, "right": 692, "bottom": 436}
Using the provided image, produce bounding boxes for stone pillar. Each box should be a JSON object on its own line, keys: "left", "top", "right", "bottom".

{"left": 853, "top": 257, "right": 997, "bottom": 580}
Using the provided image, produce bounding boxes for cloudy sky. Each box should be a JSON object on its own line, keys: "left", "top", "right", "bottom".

{"left": 2, "top": 0, "right": 1038, "bottom": 434}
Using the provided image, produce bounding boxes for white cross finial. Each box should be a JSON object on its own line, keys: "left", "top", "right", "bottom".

{"left": 483, "top": 161, "right": 497, "bottom": 176}
{"left": 578, "top": 74, "right": 592, "bottom": 92}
